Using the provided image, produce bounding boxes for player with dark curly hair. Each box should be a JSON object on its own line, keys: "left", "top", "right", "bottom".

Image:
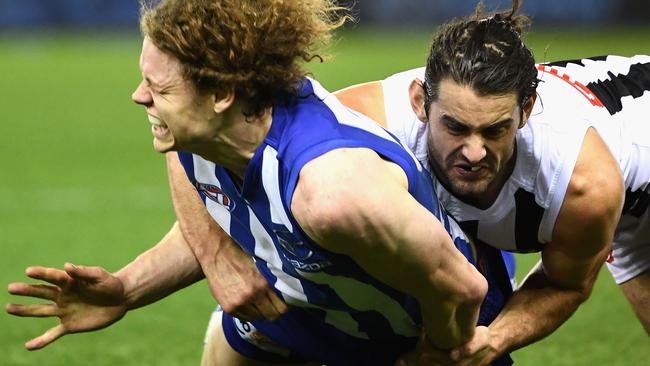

{"left": 338, "top": 0, "right": 648, "bottom": 363}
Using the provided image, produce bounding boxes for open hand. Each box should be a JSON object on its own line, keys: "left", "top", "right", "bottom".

{"left": 6, "top": 263, "right": 128, "bottom": 350}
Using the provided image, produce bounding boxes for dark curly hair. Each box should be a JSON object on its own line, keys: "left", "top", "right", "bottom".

{"left": 140, "top": 0, "right": 351, "bottom": 117}
{"left": 424, "top": 0, "right": 539, "bottom": 117}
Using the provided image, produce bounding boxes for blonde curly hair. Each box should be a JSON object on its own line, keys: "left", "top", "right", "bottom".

{"left": 140, "top": 0, "right": 351, "bottom": 117}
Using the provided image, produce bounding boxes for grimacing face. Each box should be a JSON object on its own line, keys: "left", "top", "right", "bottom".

{"left": 425, "top": 78, "right": 523, "bottom": 206}
{"left": 131, "top": 37, "right": 220, "bottom": 153}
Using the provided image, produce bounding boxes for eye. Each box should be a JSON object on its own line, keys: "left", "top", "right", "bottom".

{"left": 443, "top": 120, "right": 469, "bottom": 135}
{"left": 482, "top": 125, "right": 508, "bottom": 139}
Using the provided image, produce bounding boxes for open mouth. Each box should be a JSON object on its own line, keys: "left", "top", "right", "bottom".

{"left": 148, "top": 114, "right": 170, "bottom": 138}
{"left": 452, "top": 164, "right": 487, "bottom": 179}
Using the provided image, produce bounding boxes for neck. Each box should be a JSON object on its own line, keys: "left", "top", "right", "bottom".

{"left": 196, "top": 106, "right": 273, "bottom": 180}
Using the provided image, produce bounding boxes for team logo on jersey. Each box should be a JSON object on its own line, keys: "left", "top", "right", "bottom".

{"left": 274, "top": 228, "right": 332, "bottom": 272}
{"left": 195, "top": 182, "right": 236, "bottom": 211}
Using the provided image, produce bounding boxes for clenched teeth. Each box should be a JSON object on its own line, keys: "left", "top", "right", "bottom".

{"left": 148, "top": 114, "right": 166, "bottom": 127}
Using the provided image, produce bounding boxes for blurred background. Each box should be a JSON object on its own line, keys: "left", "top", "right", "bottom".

{"left": 1, "top": 1, "right": 648, "bottom": 365}
{"left": 1, "top": 0, "right": 649, "bottom": 27}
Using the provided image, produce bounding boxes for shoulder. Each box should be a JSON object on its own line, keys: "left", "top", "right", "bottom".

{"left": 290, "top": 148, "right": 408, "bottom": 236}
{"left": 335, "top": 81, "right": 386, "bottom": 127}
{"left": 552, "top": 128, "right": 624, "bottom": 254}
{"left": 565, "top": 128, "right": 624, "bottom": 218}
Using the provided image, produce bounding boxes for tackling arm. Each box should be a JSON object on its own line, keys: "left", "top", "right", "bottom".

{"left": 335, "top": 81, "right": 387, "bottom": 127}
{"left": 165, "top": 153, "right": 288, "bottom": 321}
{"left": 291, "top": 147, "right": 487, "bottom": 350}
{"left": 485, "top": 128, "right": 624, "bottom": 358}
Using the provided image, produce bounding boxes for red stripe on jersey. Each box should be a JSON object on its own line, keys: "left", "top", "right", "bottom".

{"left": 537, "top": 65, "right": 605, "bottom": 108}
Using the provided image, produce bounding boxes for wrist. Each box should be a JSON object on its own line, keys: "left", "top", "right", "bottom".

{"left": 486, "top": 324, "right": 508, "bottom": 357}
{"left": 113, "top": 268, "right": 139, "bottom": 310}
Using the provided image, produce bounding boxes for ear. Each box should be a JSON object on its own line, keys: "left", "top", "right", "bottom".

{"left": 408, "top": 79, "right": 429, "bottom": 123}
{"left": 213, "top": 90, "right": 235, "bottom": 114}
{"left": 519, "top": 93, "right": 537, "bottom": 128}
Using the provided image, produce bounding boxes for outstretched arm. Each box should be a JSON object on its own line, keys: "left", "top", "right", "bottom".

{"left": 292, "top": 147, "right": 487, "bottom": 350}
{"left": 6, "top": 222, "right": 203, "bottom": 350}
{"left": 166, "top": 153, "right": 288, "bottom": 321}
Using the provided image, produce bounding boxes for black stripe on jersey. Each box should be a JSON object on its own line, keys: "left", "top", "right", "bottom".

{"left": 513, "top": 189, "right": 545, "bottom": 252}
{"left": 456, "top": 220, "right": 515, "bottom": 315}
{"left": 457, "top": 220, "right": 514, "bottom": 294}
{"left": 585, "top": 62, "right": 650, "bottom": 115}
{"left": 544, "top": 55, "right": 608, "bottom": 68}
{"left": 622, "top": 187, "right": 650, "bottom": 218}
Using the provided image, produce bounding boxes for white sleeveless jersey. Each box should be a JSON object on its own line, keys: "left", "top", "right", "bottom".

{"left": 381, "top": 56, "right": 650, "bottom": 283}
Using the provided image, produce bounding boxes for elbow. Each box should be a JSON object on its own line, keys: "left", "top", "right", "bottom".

{"left": 445, "top": 265, "right": 488, "bottom": 308}
{"left": 465, "top": 270, "right": 489, "bottom": 307}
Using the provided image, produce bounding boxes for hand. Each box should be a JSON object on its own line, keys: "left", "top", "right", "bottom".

{"left": 6, "top": 263, "right": 128, "bottom": 350}
{"left": 394, "top": 327, "right": 495, "bottom": 366}
{"left": 445, "top": 326, "right": 497, "bottom": 366}
{"left": 205, "top": 243, "right": 288, "bottom": 321}
{"left": 394, "top": 332, "right": 454, "bottom": 366}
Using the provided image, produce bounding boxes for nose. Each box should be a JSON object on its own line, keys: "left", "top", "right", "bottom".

{"left": 461, "top": 135, "right": 487, "bottom": 164}
{"left": 132, "top": 80, "right": 152, "bottom": 106}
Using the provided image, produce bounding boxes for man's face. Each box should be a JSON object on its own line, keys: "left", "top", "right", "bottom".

{"left": 131, "top": 37, "right": 218, "bottom": 153}
{"left": 425, "top": 78, "right": 522, "bottom": 204}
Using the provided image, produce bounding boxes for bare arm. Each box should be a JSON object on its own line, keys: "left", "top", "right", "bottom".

{"left": 335, "top": 81, "right": 387, "bottom": 127}
{"left": 335, "top": 81, "right": 625, "bottom": 364}
{"left": 480, "top": 128, "right": 624, "bottom": 361}
{"left": 291, "top": 147, "right": 487, "bottom": 350}
{"left": 116, "top": 222, "right": 205, "bottom": 309}
{"left": 166, "top": 153, "right": 288, "bottom": 320}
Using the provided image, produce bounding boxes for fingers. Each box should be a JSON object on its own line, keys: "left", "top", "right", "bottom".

{"left": 450, "top": 326, "right": 490, "bottom": 361}
{"left": 25, "top": 267, "right": 71, "bottom": 287}
{"left": 6, "top": 303, "right": 59, "bottom": 317}
{"left": 231, "top": 307, "right": 263, "bottom": 322}
{"left": 25, "top": 324, "right": 67, "bottom": 351}
{"left": 222, "top": 288, "right": 288, "bottom": 322}
{"left": 416, "top": 332, "right": 454, "bottom": 365}
{"left": 267, "top": 291, "right": 289, "bottom": 317}
{"left": 64, "top": 263, "right": 107, "bottom": 283}
{"left": 252, "top": 290, "right": 288, "bottom": 321}
{"left": 8, "top": 283, "right": 59, "bottom": 301}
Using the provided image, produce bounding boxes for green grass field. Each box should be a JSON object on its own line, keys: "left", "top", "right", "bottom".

{"left": 1, "top": 27, "right": 649, "bottom": 365}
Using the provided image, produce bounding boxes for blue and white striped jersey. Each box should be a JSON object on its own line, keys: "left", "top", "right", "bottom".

{"left": 178, "top": 78, "right": 510, "bottom": 348}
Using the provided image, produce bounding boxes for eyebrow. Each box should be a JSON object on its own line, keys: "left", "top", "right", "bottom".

{"left": 441, "top": 114, "right": 514, "bottom": 130}
{"left": 441, "top": 114, "right": 467, "bottom": 126}
{"left": 484, "top": 118, "right": 514, "bottom": 130}
{"left": 144, "top": 77, "right": 163, "bottom": 89}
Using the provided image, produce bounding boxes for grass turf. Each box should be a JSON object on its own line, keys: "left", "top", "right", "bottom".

{"left": 1, "top": 27, "right": 649, "bottom": 365}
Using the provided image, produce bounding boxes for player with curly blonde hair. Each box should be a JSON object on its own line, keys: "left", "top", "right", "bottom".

{"left": 7, "top": 1, "right": 516, "bottom": 365}
{"left": 140, "top": 0, "right": 347, "bottom": 117}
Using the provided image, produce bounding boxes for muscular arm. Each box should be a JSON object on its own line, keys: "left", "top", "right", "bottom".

{"left": 335, "top": 81, "right": 387, "bottom": 127}
{"left": 291, "top": 148, "right": 487, "bottom": 350}
{"left": 486, "top": 128, "right": 624, "bottom": 356}
{"left": 116, "top": 222, "right": 205, "bottom": 309}
{"left": 166, "top": 153, "right": 287, "bottom": 320}
{"left": 334, "top": 82, "right": 626, "bottom": 362}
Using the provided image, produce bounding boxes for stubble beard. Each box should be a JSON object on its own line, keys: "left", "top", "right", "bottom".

{"left": 429, "top": 154, "right": 496, "bottom": 205}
